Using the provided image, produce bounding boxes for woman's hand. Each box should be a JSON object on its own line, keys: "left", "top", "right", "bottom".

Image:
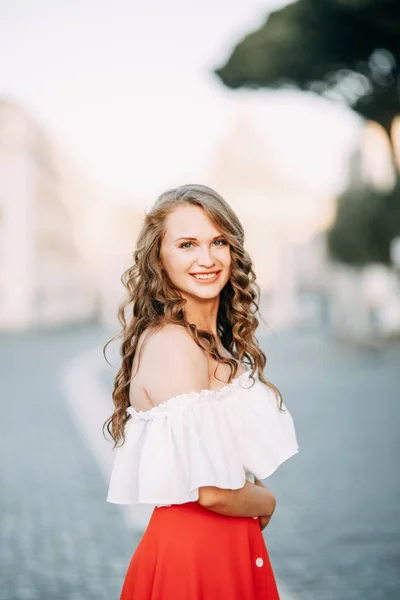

{"left": 258, "top": 514, "right": 272, "bottom": 531}
{"left": 254, "top": 477, "right": 275, "bottom": 530}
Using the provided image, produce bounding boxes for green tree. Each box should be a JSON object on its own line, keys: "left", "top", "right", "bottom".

{"left": 215, "top": 0, "right": 400, "bottom": 266}
{"left": 327, "top": 155, "right": 400, "bottom": 266}
{"left": 215, "top": 0, "right": 400, "bottom": 153}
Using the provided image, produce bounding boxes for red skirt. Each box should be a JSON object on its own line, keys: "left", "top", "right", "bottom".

{"left": 120, "top": 501, "right": 280, "bottom": 599}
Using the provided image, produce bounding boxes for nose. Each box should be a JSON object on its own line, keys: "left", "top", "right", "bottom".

{"left": 197, "top": 245, "right": 216, "bottom": 268}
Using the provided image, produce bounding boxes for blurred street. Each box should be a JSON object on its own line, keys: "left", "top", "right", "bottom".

{"left": 0, "top": 326, "right": 141, "bottom": 600}
{"left": 262, "top": 329, "right": 400, "bottom": 600}
{"left": 1, "top": 324, "right": 399, "bottom": 600}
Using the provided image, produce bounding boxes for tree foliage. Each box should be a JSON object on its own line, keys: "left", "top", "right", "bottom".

{"left": 327, "top": 178, "right": 400, "bottom": 266}
{"left": 215, "top": 0, "right": 400, "bottom": 137}
{"left": 215, "top": 0, "right": 400, "bottom": 267}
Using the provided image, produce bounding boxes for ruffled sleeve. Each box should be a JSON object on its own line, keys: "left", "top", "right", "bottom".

{"left": 106, "top": 372, "right": 299, "bottom": 506}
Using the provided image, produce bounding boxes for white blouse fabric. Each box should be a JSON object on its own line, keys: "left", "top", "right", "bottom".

{"left": 106, "top": 371, "right": 299, "bottom": 507}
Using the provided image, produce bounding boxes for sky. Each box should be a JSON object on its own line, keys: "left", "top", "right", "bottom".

{"left": 0, "top": 0, "right": 360, "bottom": 204}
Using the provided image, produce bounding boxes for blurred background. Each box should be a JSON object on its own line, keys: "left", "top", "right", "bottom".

{"left": 1, "top": 1, "right": 399, "bottom": 599}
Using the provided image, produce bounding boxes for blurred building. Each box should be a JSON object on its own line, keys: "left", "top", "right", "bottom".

{"left": 319, "top": 122, "right": 400, "bottom": 340}
{"left": 94, "top": 199, "right": 145, "bottom": 328}
{"left": 276, "top": 123, "right": 400, "bottom": 340}
{"left": 278, "top": 232, "right": 400, "bottom": 340}
{"left": 208, "top": 108, "right": 335, "bottom": 332}
{"left": 208, "top": 107, "right": 400, "bottom": 339}
{"left": 0, "top": 99, "right": 99, "bottom": 331}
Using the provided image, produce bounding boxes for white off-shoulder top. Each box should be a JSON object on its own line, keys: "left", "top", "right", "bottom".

{"left": 106, "top": 370, "right": 299, "bottom": 507}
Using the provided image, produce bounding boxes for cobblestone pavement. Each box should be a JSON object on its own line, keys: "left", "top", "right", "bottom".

{"left": 1, "top": 324, "right": 399, "bottom": 600}
{"left": 260, "top": 329, "right": 400, "bottom": 600}
{"left": 0, "top": 326, "right": 141, "bottom": 600}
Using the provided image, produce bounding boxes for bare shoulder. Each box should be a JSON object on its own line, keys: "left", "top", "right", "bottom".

{"left": 138, "top": 323, "right": 209, "bottom": 405}
{"left": 141, "top": 323, "right": 207, "bottom": 366}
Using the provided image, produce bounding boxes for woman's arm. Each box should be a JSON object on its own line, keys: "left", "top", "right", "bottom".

{"left": 198, "top": 479, "right": 276, "bottom": 519}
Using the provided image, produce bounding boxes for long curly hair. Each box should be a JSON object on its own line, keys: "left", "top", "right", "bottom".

{"left": 103, "top": 184, "right": 284, "bottom": 448}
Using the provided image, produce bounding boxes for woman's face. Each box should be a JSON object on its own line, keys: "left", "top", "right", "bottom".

{"left": 159, "top": 204, "right": 231, "bottom": 302}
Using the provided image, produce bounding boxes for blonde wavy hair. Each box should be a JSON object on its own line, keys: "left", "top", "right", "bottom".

{"left": 103, "top": 184, "right": 284, "bottom": 448}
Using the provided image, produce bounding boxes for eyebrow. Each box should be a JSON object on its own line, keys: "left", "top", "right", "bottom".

{"left": 174, "top": 235, "right": 225, "bottom": 243}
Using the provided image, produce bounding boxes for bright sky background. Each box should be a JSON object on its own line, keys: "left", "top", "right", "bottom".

{"left": 0, "top": 0, "right": 360, "bottom": 204}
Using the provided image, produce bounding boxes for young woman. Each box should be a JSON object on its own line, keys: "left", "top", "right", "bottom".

{"left": 104, "top": 184, "right": 299, "bottom": 599}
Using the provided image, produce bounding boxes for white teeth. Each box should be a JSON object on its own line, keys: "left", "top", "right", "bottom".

{"left": 193, "top": 273, "right": 218, "bottom": 280}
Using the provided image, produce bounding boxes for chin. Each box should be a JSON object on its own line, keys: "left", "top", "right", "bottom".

{"left": 180, "top": 283, "right": 224, "bottom": 302}
{"left": 189, "top": 288, "right": 221, "bottom": 301}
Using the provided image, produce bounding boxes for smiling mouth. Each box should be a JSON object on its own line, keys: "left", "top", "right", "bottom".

{"left": 190, "top": 271, "right": 221, "bottom": 281}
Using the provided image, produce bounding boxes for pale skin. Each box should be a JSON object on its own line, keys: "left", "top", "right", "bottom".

{"left": 130, "top": 204, "right": 276, "bottom": 530}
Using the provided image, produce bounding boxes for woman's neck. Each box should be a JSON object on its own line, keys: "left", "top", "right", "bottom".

{"left": 183, "top": 295, "right": 219, "bottom": 336}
